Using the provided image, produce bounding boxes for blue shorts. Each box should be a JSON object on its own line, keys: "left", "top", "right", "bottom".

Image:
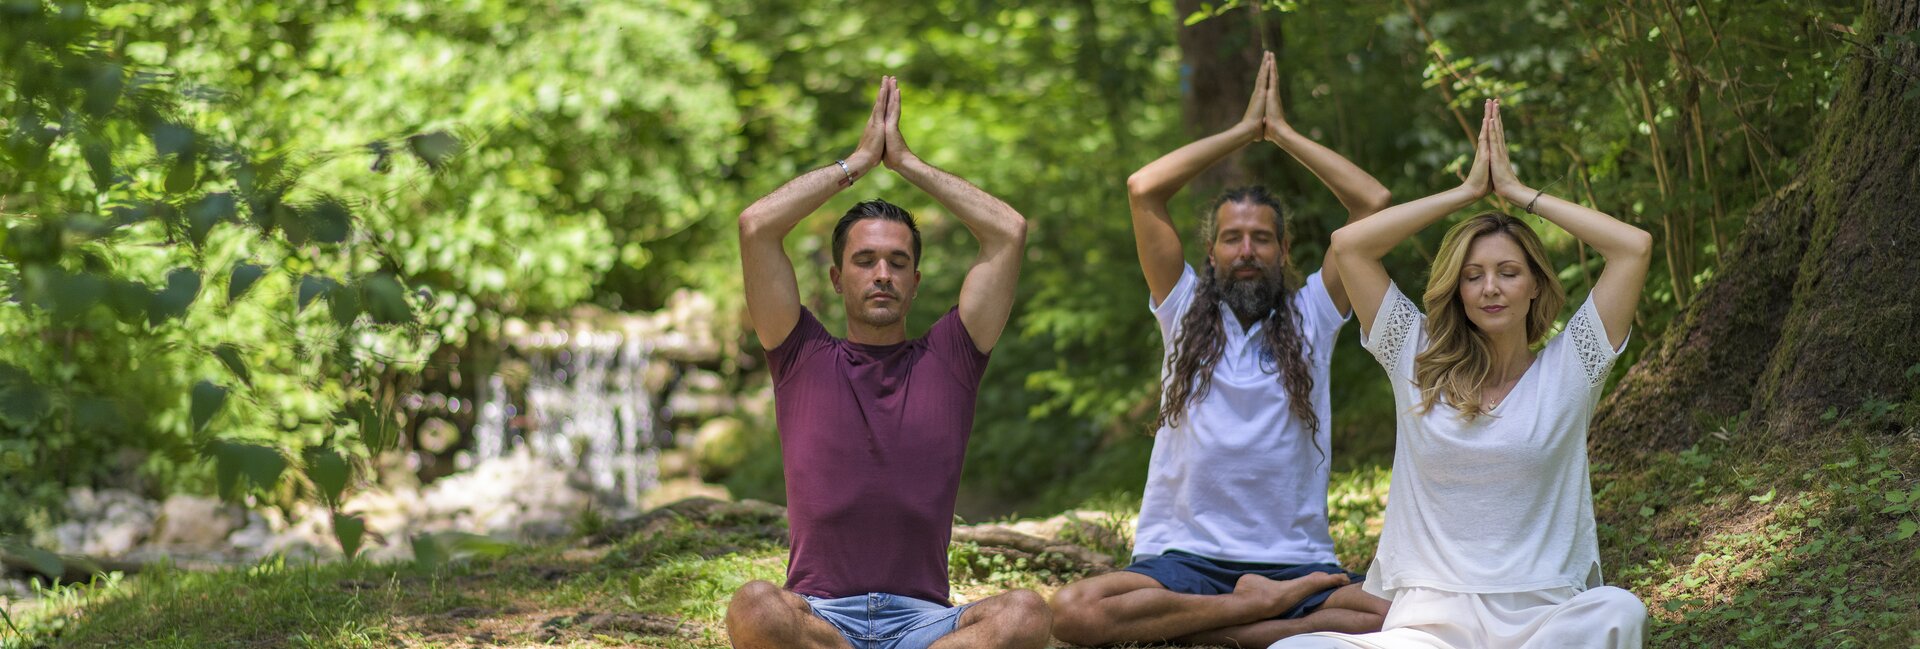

{"left": 804, "top": 592, "right": 976, "bottom": 649}
{"left": 1123, "top": 550, "right": 1363, "bottom": 620}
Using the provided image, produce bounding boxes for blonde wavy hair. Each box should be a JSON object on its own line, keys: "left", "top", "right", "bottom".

{"left": 1414, "top": 212, "right": 1566, "bottom": 420}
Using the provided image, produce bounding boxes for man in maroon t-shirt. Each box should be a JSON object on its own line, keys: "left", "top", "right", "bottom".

{"left": 724, "top": 76, "right": 1049, "bottom": 649}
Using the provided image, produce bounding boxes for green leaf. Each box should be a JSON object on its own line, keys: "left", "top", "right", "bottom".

{"left": 333, "top": 513, "right": 365, "bottom": 558}
{"left": 187, "top": 193, "right": 236, "bottom": 247}
{"left": 212, "top": 344, "right": 250, "bottom": 387}
{"left": 1638, "top": 506, "right": 1656, "bottom": 518}
{"left": 228, "top": 262, "right": 265, "bottom": 304}
{"left": 305, "top": 448, "right": 351, "bottom": 506}
{"left": 83, "top": 62, "right": 124, "bottom": 118}
{"left": 362, "top": 273, "right": 413, "bottom": 325}
{"left": 150, "top": 122, "right": 195, "bottom": 159}
{"left": 406, "top": 131, "right": 462, "bottom": 170}
{"left": 209, "top": 441, "right": 286, "bottom": 497}
{"left": 411, "top": 531, "right": 516, "bottom": 568}
{"left": 411, "top": 533, "right": 446, "bottom": 569}
{"left": 297, "top": 275, "right": 334, "bottom": 312}
{"left": 165, "top": 154, "right": 198, "bottom": 194}
{"left": 106, "top": 279, "right": 151, "bottom": 323}
{"left": 308, "top": 198, "right": 351, "bottom": 244}
{"left": 190, "top": 380, "right": 227, "bottom": 433}
{"left": 328, "top": 283, "right": 363, "bottom": 327}
{"left": 1895, "top": 519, "right": 1918, "bottom": 541}
{"left": 148, "top": 267, "right": 201, "bottom": 325}
{"left": 83, "top": 138, "right": 113, "bottom": 190}
{"left": 0, "top": 539, "right": 64, "bottom": 579}
{"left": 340, "top": 400, "right": 399, "bottom": 452}
{"left": 1749, "top": 488, "right": 1776, "bottom": 504}
{"left": 28, "top": 266, "right": 105, "bottom": 321}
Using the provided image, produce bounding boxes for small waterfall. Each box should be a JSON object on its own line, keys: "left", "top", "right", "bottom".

{"left": 468, "top": 324, "right": 662, "bottom": 509}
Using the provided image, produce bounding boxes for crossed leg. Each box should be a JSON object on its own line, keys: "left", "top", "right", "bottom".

{"left": 930, "top": 588, "right": 1053, "bottom": 649}
{"left": 1051, "top": 570, "right": 1383, "bottom": 647}
{"left": 726, "top": 580, "right": 1052, "bottom": 649}
{"left": 725, "top": 580, "right": 851, "bottom": 649}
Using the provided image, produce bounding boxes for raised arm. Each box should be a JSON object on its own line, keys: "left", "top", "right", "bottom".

{"left": 1330, "top": 100, "right": 1496, "bottom": 337}
{"left": 881, "top": 80, "right": 1027, "bottom": 353}
{"left": 1258, "top": 51, "right": 1392, "bottom": 315}
{"left": 739, "top": 78, "right": 890, "bottom": 350}
{"left": 1125, "top": 53, "right": 1272, "bottom": 304}
{"left": 1487, "top": 100, "right": 1651, "bottom": 348}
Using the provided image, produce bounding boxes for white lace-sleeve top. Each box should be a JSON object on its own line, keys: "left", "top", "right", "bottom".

{"left": 1360, "top": 282, "right": 1628, "bottom": 597}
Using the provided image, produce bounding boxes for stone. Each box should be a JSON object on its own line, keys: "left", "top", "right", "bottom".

{"left": 151, "top": 494, "right": 240, "bottom": 551}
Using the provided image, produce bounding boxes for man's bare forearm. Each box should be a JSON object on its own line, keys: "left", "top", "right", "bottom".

{"left": 890, "top": 154, "right": 1025, "bottom": 253}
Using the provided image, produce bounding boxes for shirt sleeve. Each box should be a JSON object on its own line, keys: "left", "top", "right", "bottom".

{"left": 926, "top": 307, "right": 992, "bottom": 385}
{"left": 1360, "top": 282, "right": 1426, "bottom": 382}
{"left": 1562, "top": 293, "right": 1630, "bottom": 389}
{"left": 1149, "top": 263, "right": 1200, "bottom": 341}
{"left": 766, "top": 308, "right": 832, "bottom": 388}
{"left": 1294, "top": 269, "right": 1352, "bottom": 337}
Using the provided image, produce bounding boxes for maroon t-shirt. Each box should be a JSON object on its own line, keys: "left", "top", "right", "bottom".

{"left": 765, "top": 307, "right": 990, "bottom": 605}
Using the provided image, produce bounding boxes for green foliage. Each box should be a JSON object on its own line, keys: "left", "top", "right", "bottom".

{"left": 1597, "top": 429, "right": 1920, "bottom": 647}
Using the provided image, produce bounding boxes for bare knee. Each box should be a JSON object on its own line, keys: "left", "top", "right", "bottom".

{"left": 972, "top": 589, "right": 1052, "bottom": 648}
{"left": 1048, "top": 582, "right": 1112, "bottom": 645}
{"left": 727, "top": 580, "right": 797, "bottom": 634}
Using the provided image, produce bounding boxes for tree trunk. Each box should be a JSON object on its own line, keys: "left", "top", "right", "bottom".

{"left": 1592, "top": 0, "right": 1920, "bottom": 456}
{"left": 1173, "top": 0, "right": 1287, "bottom": 194}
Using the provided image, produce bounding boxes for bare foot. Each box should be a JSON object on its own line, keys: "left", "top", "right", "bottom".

{"left": 1232, "top": 572, "right": 1350, "bottom": 617}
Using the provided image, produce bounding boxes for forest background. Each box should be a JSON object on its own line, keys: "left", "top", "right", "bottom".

{"left": 3, "top": 0, "right": 1919, "bottom": 647}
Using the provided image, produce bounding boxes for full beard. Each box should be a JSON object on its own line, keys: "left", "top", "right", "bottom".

{"left": 1215, "top": 259, "right": 1285, "bottom": 323}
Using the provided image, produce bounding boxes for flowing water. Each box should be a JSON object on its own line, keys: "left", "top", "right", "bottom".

{"left": 470, "top": 327, "right": 662, "bottom": 509}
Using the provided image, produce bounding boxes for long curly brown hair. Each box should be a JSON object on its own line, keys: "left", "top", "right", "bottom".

{"left": 1153, "top": 187, "right": 1320, "bottom": 449}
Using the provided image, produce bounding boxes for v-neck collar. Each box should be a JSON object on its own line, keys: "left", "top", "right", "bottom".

{"left": 1486, "top": 353, "right": 1541, "bottom": 414}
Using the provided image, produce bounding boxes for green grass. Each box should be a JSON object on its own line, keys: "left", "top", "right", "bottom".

{"left": 3, "top": 426, "right": 1916, "bottom": 648}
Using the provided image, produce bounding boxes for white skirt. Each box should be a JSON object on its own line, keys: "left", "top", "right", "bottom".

{"left": 1269, "top": 586, "right": 1647, "bottom": 649}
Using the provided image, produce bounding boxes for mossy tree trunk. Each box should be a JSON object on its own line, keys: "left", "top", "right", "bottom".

{"left": 1593, "top": 0, "right": 1920, "bottom": 456}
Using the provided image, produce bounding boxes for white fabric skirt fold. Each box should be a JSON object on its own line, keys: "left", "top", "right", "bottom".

{"left": 1269, "top": 586, "right": 1646, "bottom": 649}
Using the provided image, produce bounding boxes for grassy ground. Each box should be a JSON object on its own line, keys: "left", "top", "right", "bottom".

{"left": 2, "top": 427, "right": 1915, "bottom": 648}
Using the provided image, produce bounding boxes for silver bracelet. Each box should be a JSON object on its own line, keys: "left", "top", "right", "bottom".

{"left": 835, "top": 159, "right": 855, "bottom": 184}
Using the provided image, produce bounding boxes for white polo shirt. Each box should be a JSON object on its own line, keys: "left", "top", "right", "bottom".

{"left": 1134, "top": 264, "right": 1350, "bottom": 565}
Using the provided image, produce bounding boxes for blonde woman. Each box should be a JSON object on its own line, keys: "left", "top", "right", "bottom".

{"left": 1275, "top": 100, "right": 1652, "bottom": 649}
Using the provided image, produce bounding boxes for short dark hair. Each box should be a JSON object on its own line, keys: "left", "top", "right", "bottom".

{"left": 831, "top": 199, "right": 922, "bottom": 268}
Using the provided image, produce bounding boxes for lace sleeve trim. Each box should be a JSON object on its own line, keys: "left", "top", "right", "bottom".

{"left": 1567, "top": 297, "right": 1620, "bottom": 387}
{"left": 1369, "top": 285, "right": 1423, "bottom": 378}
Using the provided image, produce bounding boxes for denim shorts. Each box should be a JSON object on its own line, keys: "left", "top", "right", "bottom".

{"left": 1123, "top": 550, "right": 1363, "bottom": 619}
{"left": 803, "top": 592, "right": 975, "bottom": 649}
